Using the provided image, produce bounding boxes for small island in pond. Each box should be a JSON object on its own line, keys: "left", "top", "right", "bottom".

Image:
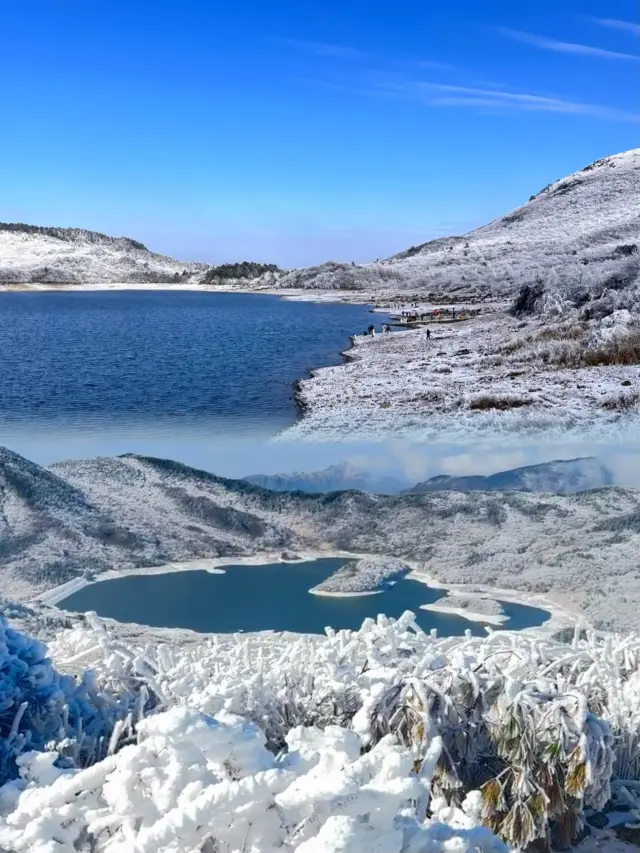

{"left": 310, "top": 557, "right": 411, "bottom": 596}
{"left": 421, "top": 594, "right": 509, "bottom": 626}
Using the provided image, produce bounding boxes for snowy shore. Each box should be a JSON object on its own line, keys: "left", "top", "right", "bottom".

{"left": 6, "top": 283, "right": 639, "bottom": 443}
{"left": 308, "top": 556, "right": 411, "bottom": 596}
{"left": 278, "top": 307, "right": 640, "bottom": 442}
{"left": 33, "top": 549, "right": 567, "bottom": 643}
{"left": 420, "top": 595, "right": 509, "bottom": 626}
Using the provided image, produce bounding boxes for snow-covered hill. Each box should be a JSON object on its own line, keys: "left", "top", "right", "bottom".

{"left": 246, "top": 457, "right": 614, "bottom": 496}
{"left": 0, "top": 223, "right": 207, "bottom": 284}
{"left": 279, "top": 150, "right": 640, "bottom": 316}
{"left": 244, "top": 460, "right": 410, "bottom": 494}
{"left": 406, "top": 457, "right": 614, "bottom": 495}
{"left": 3, "top": 150, "right": 638, "bottom": 321}
{"left": 2, "top": 448, "right": 640, "bottom": 629}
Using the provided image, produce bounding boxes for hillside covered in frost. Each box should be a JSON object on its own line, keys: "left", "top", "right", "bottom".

{"left": 3, "top": 150, "right": 637, "bottom": 311}
{"left": 2, "top": 609, "right": 640, "bottom": 851}
{"left": 0, "top": 223, "right": 208, "bottom": 284}
{"left": 279, "top": 150, "right": 640, "bottom": 315}
{"left": 2, "top": 446, "right": 640, "bottom": 630}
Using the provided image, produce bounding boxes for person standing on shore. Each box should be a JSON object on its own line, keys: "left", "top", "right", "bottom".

{"left": 425, "top": 328, "right": 431, "bottom": 344}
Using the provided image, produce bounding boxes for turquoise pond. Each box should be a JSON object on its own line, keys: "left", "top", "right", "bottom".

{"left": 60, "top": 558, "right": 549, "bottom": 636}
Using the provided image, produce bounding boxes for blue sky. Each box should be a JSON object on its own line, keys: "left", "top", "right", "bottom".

{"left": 1, "top": 0, "right": 638, "bottom": 266}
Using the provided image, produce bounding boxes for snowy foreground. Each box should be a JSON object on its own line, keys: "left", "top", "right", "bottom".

{"left": 2, "top": 610, "right": 640, "bottom": 852}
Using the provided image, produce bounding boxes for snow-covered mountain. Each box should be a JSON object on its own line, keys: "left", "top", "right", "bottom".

{"left": 244, "top": 461, "right": 410, "bottom": 494}
{"left": 279, "top": 149, "right": 640, "bottom": 317}
{"left": 0, "top": 223, "right": 207, "bottom": 284}
{"left": 246, "top": 458, "right": 614, "bottom": 496}
{"left": 406, "top": 457, "right": 614, "bottom": 495}
{"left": 2, "top": 448, "right": 640, "bottom": 629}
{"left": 3, "top": 150, "right": 637, "bottom": 307}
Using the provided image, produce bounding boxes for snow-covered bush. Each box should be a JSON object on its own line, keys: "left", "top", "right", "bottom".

{"left": 3, "top": 611, "right": 640, "bottom": 850}
{"left": 0, "top": 705, "right": 509, "bottom": 852}
{"left": 0, "top": 614, "right": 148, "bottom": 786}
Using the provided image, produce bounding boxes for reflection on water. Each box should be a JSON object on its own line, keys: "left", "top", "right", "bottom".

{"left": 60, "top": 558, "right": 550, "bottom": 636}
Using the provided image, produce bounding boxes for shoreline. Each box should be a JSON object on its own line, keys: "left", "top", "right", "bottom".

{"left": 0, "top": 282, "right": 382, "bottom": 437}
{"left": 308, "top": 588, "right": 383, "bottom": 598}
{"left": 0, "top": 281, "right": 377, "bottom": 305}
{"left": 419, "top": 602, "right": 509, "bottom": 627}
{"left": 36, "top": 550, "right": 362, "bottom": 607}
{"left": 407, "top": 568, "right": 583, "bottom": 633}
{"left": 35, "top": 550, "right": 570, "bottom": 637}
{"left": 277, "top": 308, "right": 640, "bottom": 443}
{"left": 5, "top": 283, "right": 640, "bottom": 445}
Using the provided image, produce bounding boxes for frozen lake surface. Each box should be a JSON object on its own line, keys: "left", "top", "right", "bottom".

{"left": 60, "top": 557, "right": 550, "bottom": 636}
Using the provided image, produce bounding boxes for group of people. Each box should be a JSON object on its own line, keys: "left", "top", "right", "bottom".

{"left": 364, "top": 323, "right": 393, "bottom": 337}
{"left": 399, "top": 306, "right": 461, "bottom": 322}
{"left": 349, "top": 323, "right": 392, "bottom": 345}
{"left": 350, "top": 321, "right": 431, "bottom": 345}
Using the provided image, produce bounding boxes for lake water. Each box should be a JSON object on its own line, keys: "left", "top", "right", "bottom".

{"left": 0, "top": 291, "right": 384, "bottom": 439}
{"left": 60, "top": 558, "right": 549, "bottom": 636}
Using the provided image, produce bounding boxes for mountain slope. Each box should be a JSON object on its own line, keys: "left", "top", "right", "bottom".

{"left": 406, "top": 457, "right": 614, "bottom": 495}
{"left": 0, "top": 223, "right": 207, "bottom": 284}
{"left": 0, "top": 449, "right": 639, "bottom": 628}
{"left": 244, "top": 461, "right": 410, "bottom": 494}
{"left": 279, "top": 149, "right": 640, "bottom": 316}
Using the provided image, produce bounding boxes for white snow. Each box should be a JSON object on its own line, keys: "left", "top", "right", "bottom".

{"left": 3, "top": 608, "right": 640, "bottom": 850}
{"left": 278, "top": 309, "right": 640, "bottom": 442}
{"left": 0, "top": 225, "right": 207, "bottom": 285}
{"left": 420, "top": 595, "right": 509, "bottom": 626}
{"left": 309, "top": 557, "right": 411, "bottom": 596}
{"left": 277, "top": 149, "right": 640, "bottom": 306}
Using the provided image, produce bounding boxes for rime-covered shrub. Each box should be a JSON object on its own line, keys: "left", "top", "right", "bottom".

{"left": 3, "top": 611, "right": 640, "bottom": 849}
{"left": 0, "top": 705, "right": 509, "bottom": 853}
{"left": 0, "top": 615, "right": 147, "bottom": 785}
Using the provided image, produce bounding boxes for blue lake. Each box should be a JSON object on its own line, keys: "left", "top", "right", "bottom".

{"left": 0, "top": 291, "right": 384, "bottom": 439}
{"left": 60, "top": 557, "right": 550, "bottom": 636}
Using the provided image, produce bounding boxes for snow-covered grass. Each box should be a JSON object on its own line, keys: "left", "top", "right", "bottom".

{"left": 279, "top": 309, "right": 640, "bottom": 442}
{"left": 3, "top": 609, "right": 640, "bottom": 850}
{"left": 278, "top": 150, "right": 640, "bottom": 310}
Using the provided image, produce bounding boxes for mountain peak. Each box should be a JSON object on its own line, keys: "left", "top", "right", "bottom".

{"left": 406, "top": 457, "right": 615, "bottom": 495}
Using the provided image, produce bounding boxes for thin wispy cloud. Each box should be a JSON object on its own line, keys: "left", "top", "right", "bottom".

{"left": 411, "top": 59, "right": 457, "bottom": 71}
{"left": 276, "top": 37, "right": 456, "bottom": 73}
{"left": 362, "top": 75, "right": 639, "bottom": 122}
{"left": 277, "top": 37, "right": 366, "bottom": 60}
{"left": 498, "top": 27, "right": 639, "bottom": 61}
{"left": 589, "top": 18, "right": 640, "bottom": 36}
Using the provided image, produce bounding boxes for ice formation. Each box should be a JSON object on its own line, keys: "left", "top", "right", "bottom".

{"left": 2, "top": 609, "right": 640, "bottom": 850}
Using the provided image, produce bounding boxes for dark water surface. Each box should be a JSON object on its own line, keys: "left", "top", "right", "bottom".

{"left": 60, "top": 558, "right": 549, "bottom": 636}
{"left": 0, "top": 291, "right": 383, "bottom": 438}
